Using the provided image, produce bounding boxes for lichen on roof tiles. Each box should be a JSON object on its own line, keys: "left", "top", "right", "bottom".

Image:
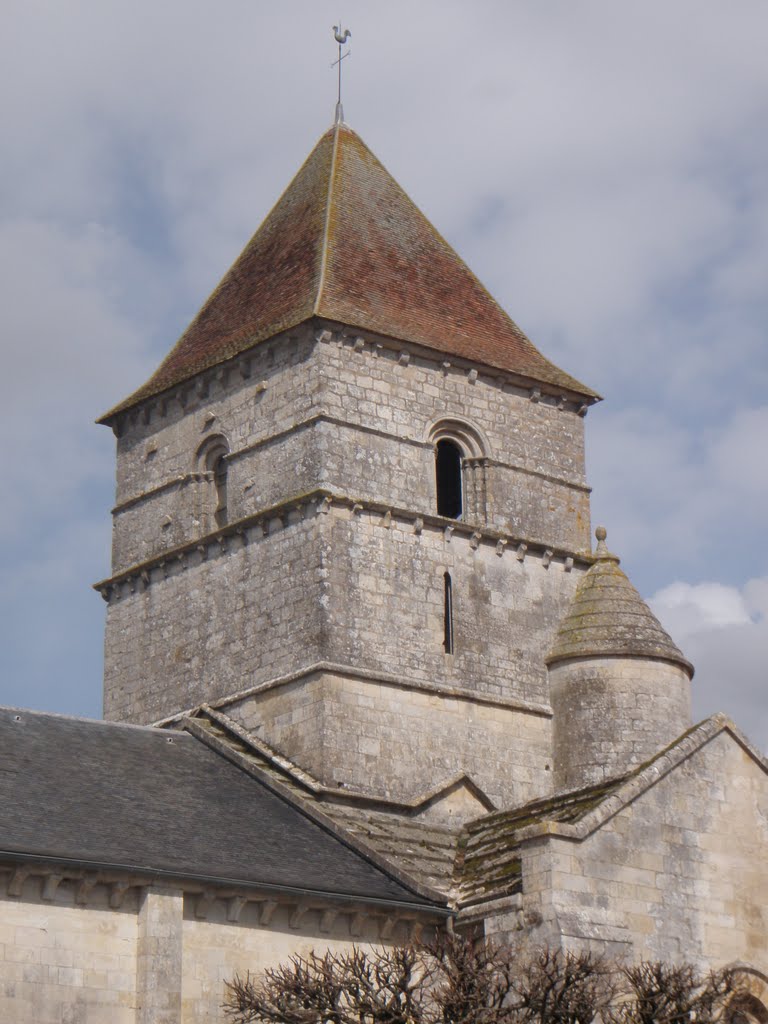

{"left": 546, "top": 528, "right": 693, "bottom": 674}
{"left": 102, "top": 122, "right": 597, "bottom": 421}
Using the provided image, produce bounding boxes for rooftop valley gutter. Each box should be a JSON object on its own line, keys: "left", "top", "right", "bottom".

{"left": 0, "top": 850, "right": 452, "bottom": 917}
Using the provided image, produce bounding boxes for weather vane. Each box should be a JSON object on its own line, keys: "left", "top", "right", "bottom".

{"left": 332, "top": 23, "right": 351, "bottom": 124}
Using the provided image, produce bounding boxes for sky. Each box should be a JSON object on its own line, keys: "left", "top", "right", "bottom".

{"left": 1, "top": 2, "right": 766, "bottom": 748}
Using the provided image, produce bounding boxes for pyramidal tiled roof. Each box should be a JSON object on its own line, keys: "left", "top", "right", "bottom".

{"left": 546, "top": 527, "right": 693, "bottom": 675}
{"left": 102, "top": 121, "right": 598, "bottom": 420}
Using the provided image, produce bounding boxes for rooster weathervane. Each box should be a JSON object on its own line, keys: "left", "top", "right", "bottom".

{"left": 332, "top": 24, "right": 352, "bottom": 123}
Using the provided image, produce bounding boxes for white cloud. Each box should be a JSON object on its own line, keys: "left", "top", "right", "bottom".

{"left": 650, "top": 579, "right": 768, "bottom": 753}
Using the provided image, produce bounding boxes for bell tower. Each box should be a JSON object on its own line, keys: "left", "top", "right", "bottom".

{"left": 97, "top": 121, "right": 599, "bottom": 809}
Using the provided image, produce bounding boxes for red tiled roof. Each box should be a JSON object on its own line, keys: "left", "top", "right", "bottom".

{"left": 102, "top": 123, "right": 597, "bottom": 420}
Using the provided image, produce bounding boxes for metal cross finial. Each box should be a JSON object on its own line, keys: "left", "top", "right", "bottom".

{"left": 331, "top": 24, "right": 351, "bottom": 124}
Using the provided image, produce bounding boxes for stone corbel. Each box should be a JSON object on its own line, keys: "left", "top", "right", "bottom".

{"left": 259, "top": 900, "right": 279, "bottom": 926}
{"left": 350, "top": 912, "right": 366, "bottom": 937}
{"left": 109, "top": 881, "right": 130, "bottom": 909}
{"left": 75, "top": 874, "right": 99, "bottom": 905}
{"left": 195, "top": 890, "right": 217, "bottom": 920}
{"left": 516, "top": 542, "right": 528, "bottom": 562}
{"left": 564, "top": 556, "right": 574, "bottom": 572}
{"left": 315, "top": 328, "right": 334, "bottom": 343}
{"left": 496, "top": 539, "right": 507, "bottom": 557}
{"left": 227, "top": 896, "right": 248, "bottom": 923}
{"left": 319, "top": 910, "right": 338, "bottom": 934}
{"left": 398, "top": 351, "right": 411, "bottom": 366}
{"left": 41, "top": 874, "right": 63, "bottom": 901}
{"left": 7, "top": 868, "right": 29, "bottom": 897}
{"left": 470, "top": 531, "right": 482, "bottom": 550}
{"left": 289, "top": 903, "right": 311, "bottom": 929}
{"left": 542, "top": 549, "right": 553, "bottom": 568}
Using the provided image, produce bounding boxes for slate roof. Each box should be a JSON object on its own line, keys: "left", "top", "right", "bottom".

{"left": 547, "top": 528, "right": 693, "bottom": 674}
{"left": 102, "top": 122, "right": 597, "bottom": 420}
{"left": 0, "top": 707, "right": 442, "bottom": 908}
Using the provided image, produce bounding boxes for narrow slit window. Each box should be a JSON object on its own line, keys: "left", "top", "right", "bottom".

{"left": 443, "top": 572, "right": 454, "bottom": 654}
{"left": 436, "top": 439, "right": 463, "bottom": 519}
{"left": 213, "top": 454, "right": 228, "bottom": 527}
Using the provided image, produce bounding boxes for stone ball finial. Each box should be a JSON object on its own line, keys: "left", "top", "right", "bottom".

{"left": 594, "top": 524, "right": 617, "bottom": 561}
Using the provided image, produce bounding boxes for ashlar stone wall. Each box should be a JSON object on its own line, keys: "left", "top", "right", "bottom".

{"left": 225, "top": 668, "right": 554, "bottom": 809}
{"left": 549, "top": 655, "right": 692, "bottom": 791}
{"left": 104, "top": 509, "right": 327, "bottom": 724}
{"left": 510, "top": 728, "right": 768, "bottom": 966}
{"left": 0, "top": 877, "right": 138, "bottom": 1024}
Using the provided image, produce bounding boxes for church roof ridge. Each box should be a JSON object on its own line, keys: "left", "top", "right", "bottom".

{"left": 100, "top": 121, "right": 598, "bottom": 422}
{"left": 546, "top": 526, "right": 694, "bottom": 675}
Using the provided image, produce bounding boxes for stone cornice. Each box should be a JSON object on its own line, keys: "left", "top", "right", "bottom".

{"left": 204, "top": 661, "right": 553, "bottom": 720}
{"left": 95, "top": 488, "right": 594, "bottom": 599}
{"left": 101, "top": 318, "right": 597, "bottom": 436}
{"left": 0, "top": 855, "right": 448, "bottom": 927}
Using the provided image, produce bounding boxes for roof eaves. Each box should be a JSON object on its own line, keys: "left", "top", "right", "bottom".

{"left": 0, "top": 849, "right": 447, "bottom": 915}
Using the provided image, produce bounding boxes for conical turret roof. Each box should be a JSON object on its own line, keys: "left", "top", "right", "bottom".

{"left": 102, "top": 122, "right": 598, "bottom": 420}
{"left": 546, "top": 527, "right": 693, "bottom": 676}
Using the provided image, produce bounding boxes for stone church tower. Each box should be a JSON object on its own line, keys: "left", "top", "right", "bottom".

{"left": 96, "top": 120, "right": 613, "bottom": 811}
{"left": 93, "top": 119, "right": 702, "bottom": 820}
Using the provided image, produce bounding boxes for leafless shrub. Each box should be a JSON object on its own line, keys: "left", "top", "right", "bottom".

{"left": 608, "top": 961, "right": 743, "bottom": 1024}
{"left": 225, "top": 935, "right": 615, "bottom": 1024}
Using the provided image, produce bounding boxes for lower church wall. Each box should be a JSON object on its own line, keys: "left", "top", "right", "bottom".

{"left": 180, "top": 898, "right": 412, "bottom": 1023}
{"left": 0, "top": 880, "right": 138, "bottom": 1024}
{"left": 509, "top": 731, "right": 768, "bottom": 968}
{"left": 0, "top": 880, "right": 420, "bottom": 1024}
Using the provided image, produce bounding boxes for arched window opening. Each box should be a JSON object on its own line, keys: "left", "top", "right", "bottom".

{"left": 212, "top": 453, "right": 228, "bottom": 527}
{"left": 729, "top": 995, "right": 768, "bottom": 1024}
{"left": 443, "top": 572, "right": 454, "bottom": 655}
{"left": 197, "top": 434, "right": 230, "bottom": 532}
{"left": 436, "top": 439, "right": 463, "bottom": 519}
